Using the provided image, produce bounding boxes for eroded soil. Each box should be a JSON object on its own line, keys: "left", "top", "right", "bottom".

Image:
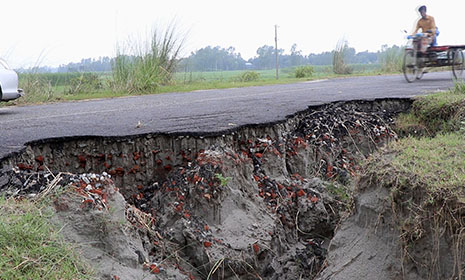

{"left": 0, "top": 99, "right": 410, "bottom": 279}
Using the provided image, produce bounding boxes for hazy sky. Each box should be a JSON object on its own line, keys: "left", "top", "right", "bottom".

{"left": 2, "top": 0, "right": 464, "bottom": 68}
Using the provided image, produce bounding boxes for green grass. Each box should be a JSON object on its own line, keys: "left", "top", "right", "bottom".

{"left": 0, "top": 197, "right": 93, "bottom": 279}
{"left": 380, "top": 83, "right": 465, "bottom": 197}
{"left": 395, "top": 84, "right": 465, "bottom": 135}
{"left": 377, "top": 133, "right": 465, "bottom": 198}
{"left": 326, "top": 182, "right": 352, "bottom": 206}
{"left": 175, "top": 64, "right": 382, "bottom": 83}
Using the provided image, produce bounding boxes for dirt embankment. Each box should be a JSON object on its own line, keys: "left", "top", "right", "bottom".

{"left": 0, "top": 99, "right": 411, "bottom": 279}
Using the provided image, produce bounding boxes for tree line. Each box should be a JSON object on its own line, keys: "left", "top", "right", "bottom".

{"left": 19, "top": 44, "right": 398, "bottom": 73}
{"left": 179, "top": 44, "right": 380, "bottom": 71}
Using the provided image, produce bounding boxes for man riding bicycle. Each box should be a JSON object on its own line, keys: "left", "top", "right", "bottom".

{"left": 412, "top": 5, "right": 438, "bottom": 46}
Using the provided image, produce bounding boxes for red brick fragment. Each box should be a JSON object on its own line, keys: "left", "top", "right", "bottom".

{"left": 17, "top": 163, "right": 33, "bottom": 170}
{"left": 35, "top": 155, "right": 44, "bottom": 164}
{"left": 310, "top": 196, "right": 319, "bottom": 203}
{"left": 150, "top": 264, "right": 160, "bottom": 274}
{"left": 253, "top": 243, "right": 260, "bottom": 253}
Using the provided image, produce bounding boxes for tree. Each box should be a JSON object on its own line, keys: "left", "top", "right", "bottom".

{"left": 288, "top": 43, "right": 306, "bottom": 66}
{"left": 308, "top": 51, "right": 333, "bottom": 65}
{"left": 182, "top": 46, "right": 246, "bottom": 71}
{"left": 250, "top": 45, "right": 284, "bottom": 69}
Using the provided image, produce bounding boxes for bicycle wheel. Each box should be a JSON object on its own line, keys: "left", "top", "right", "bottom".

{"left": 416, "top": 67, "right": 425, "bottom": 80}
{"left": 403, "top": 50, "right": 418, "bottom": 83}
{"left": 451, "top": 49, "right": 464, "bottom": 80}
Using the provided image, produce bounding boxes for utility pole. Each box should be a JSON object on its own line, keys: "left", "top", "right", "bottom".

{"left": 275, "top": 24, "right": 279, "bottom": 80}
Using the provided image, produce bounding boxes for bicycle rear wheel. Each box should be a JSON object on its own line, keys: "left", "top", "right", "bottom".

{"left": 451, "top": 49, "right": 464, "bottom": 80}
{"left": 403, "top": 50, "right": 418, "bottom": 83}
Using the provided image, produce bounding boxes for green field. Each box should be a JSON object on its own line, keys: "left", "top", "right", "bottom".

{"left": 175, "top": 64, "right": 381, "bottom": 82}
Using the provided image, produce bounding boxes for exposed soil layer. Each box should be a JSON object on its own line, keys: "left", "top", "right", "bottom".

{"left": 316, "top": 177, "right": 403, "bottom": 280}
{"left": 0, "top": 98, "right": 411, "bottom": 279}
{"left": 318, "top": 150, "right": 465, "bottom": 280}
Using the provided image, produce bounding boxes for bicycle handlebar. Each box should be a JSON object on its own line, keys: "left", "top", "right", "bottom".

{"left": 407, "top": 33, "right": 429, "bottom": 40}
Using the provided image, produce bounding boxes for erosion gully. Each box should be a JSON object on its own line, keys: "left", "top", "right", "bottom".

{"left": 0, "top": 98, "right": 412, "bottom": 280}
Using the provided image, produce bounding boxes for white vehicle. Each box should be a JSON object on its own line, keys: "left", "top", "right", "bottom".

{"left": 0, "top": 59, "right": 24, "bottom": 101}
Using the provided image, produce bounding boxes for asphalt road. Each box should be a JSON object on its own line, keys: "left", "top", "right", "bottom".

{"left": 0, "top": 71, "right": 457, "bottom": 159}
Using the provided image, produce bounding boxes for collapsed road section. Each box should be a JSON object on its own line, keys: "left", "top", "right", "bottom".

{"left": 0, "top": 98, "right": 411, "bottom": 279}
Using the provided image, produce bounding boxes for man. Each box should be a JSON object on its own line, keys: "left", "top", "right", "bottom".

{"left": 412, "top": 5, "right": 438, "bottom": 46}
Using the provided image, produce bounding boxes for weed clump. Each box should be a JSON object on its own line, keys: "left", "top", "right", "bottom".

{"left": 235, "top": 71, "right": 260, "bottom": 82}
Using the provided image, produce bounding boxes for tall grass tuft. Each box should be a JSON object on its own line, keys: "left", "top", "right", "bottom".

{"left": 112, "top": 24, "right": 185, "bottom": 93}
{"left": 453, "top": 80, "right": 465, "bottom": 94}
{"left": 19, "top": 72, "right": 55, "bottom": 103}
{"left": 378, "top": 45, "right": 403, "bottom": 72}
{"left": 332, "top": 39, "right": 353, "bottom": 75}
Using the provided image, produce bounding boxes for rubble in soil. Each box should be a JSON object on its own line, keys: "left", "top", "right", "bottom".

{"left": 0, "top": 99, "right": 409, "bottom": 279}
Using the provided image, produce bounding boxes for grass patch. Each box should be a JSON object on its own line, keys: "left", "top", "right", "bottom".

{"left": 370, "top": 133, "right": 465, "bottom": 197}
{"left": 394, "top": 113, "right": 429, "bottom": 137}
{"left": 395, "top": 85, "right": 465, "bottom": 135}
{"left": 0, "top": 197, "right": 93, "bottom": 279}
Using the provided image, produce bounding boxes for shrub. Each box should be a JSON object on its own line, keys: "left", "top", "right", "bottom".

{"left": 237, "top": 71, "right": 260, "bottom": 82}
{"left": 295, "top": 65, "right": 314, "bottom": 78}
